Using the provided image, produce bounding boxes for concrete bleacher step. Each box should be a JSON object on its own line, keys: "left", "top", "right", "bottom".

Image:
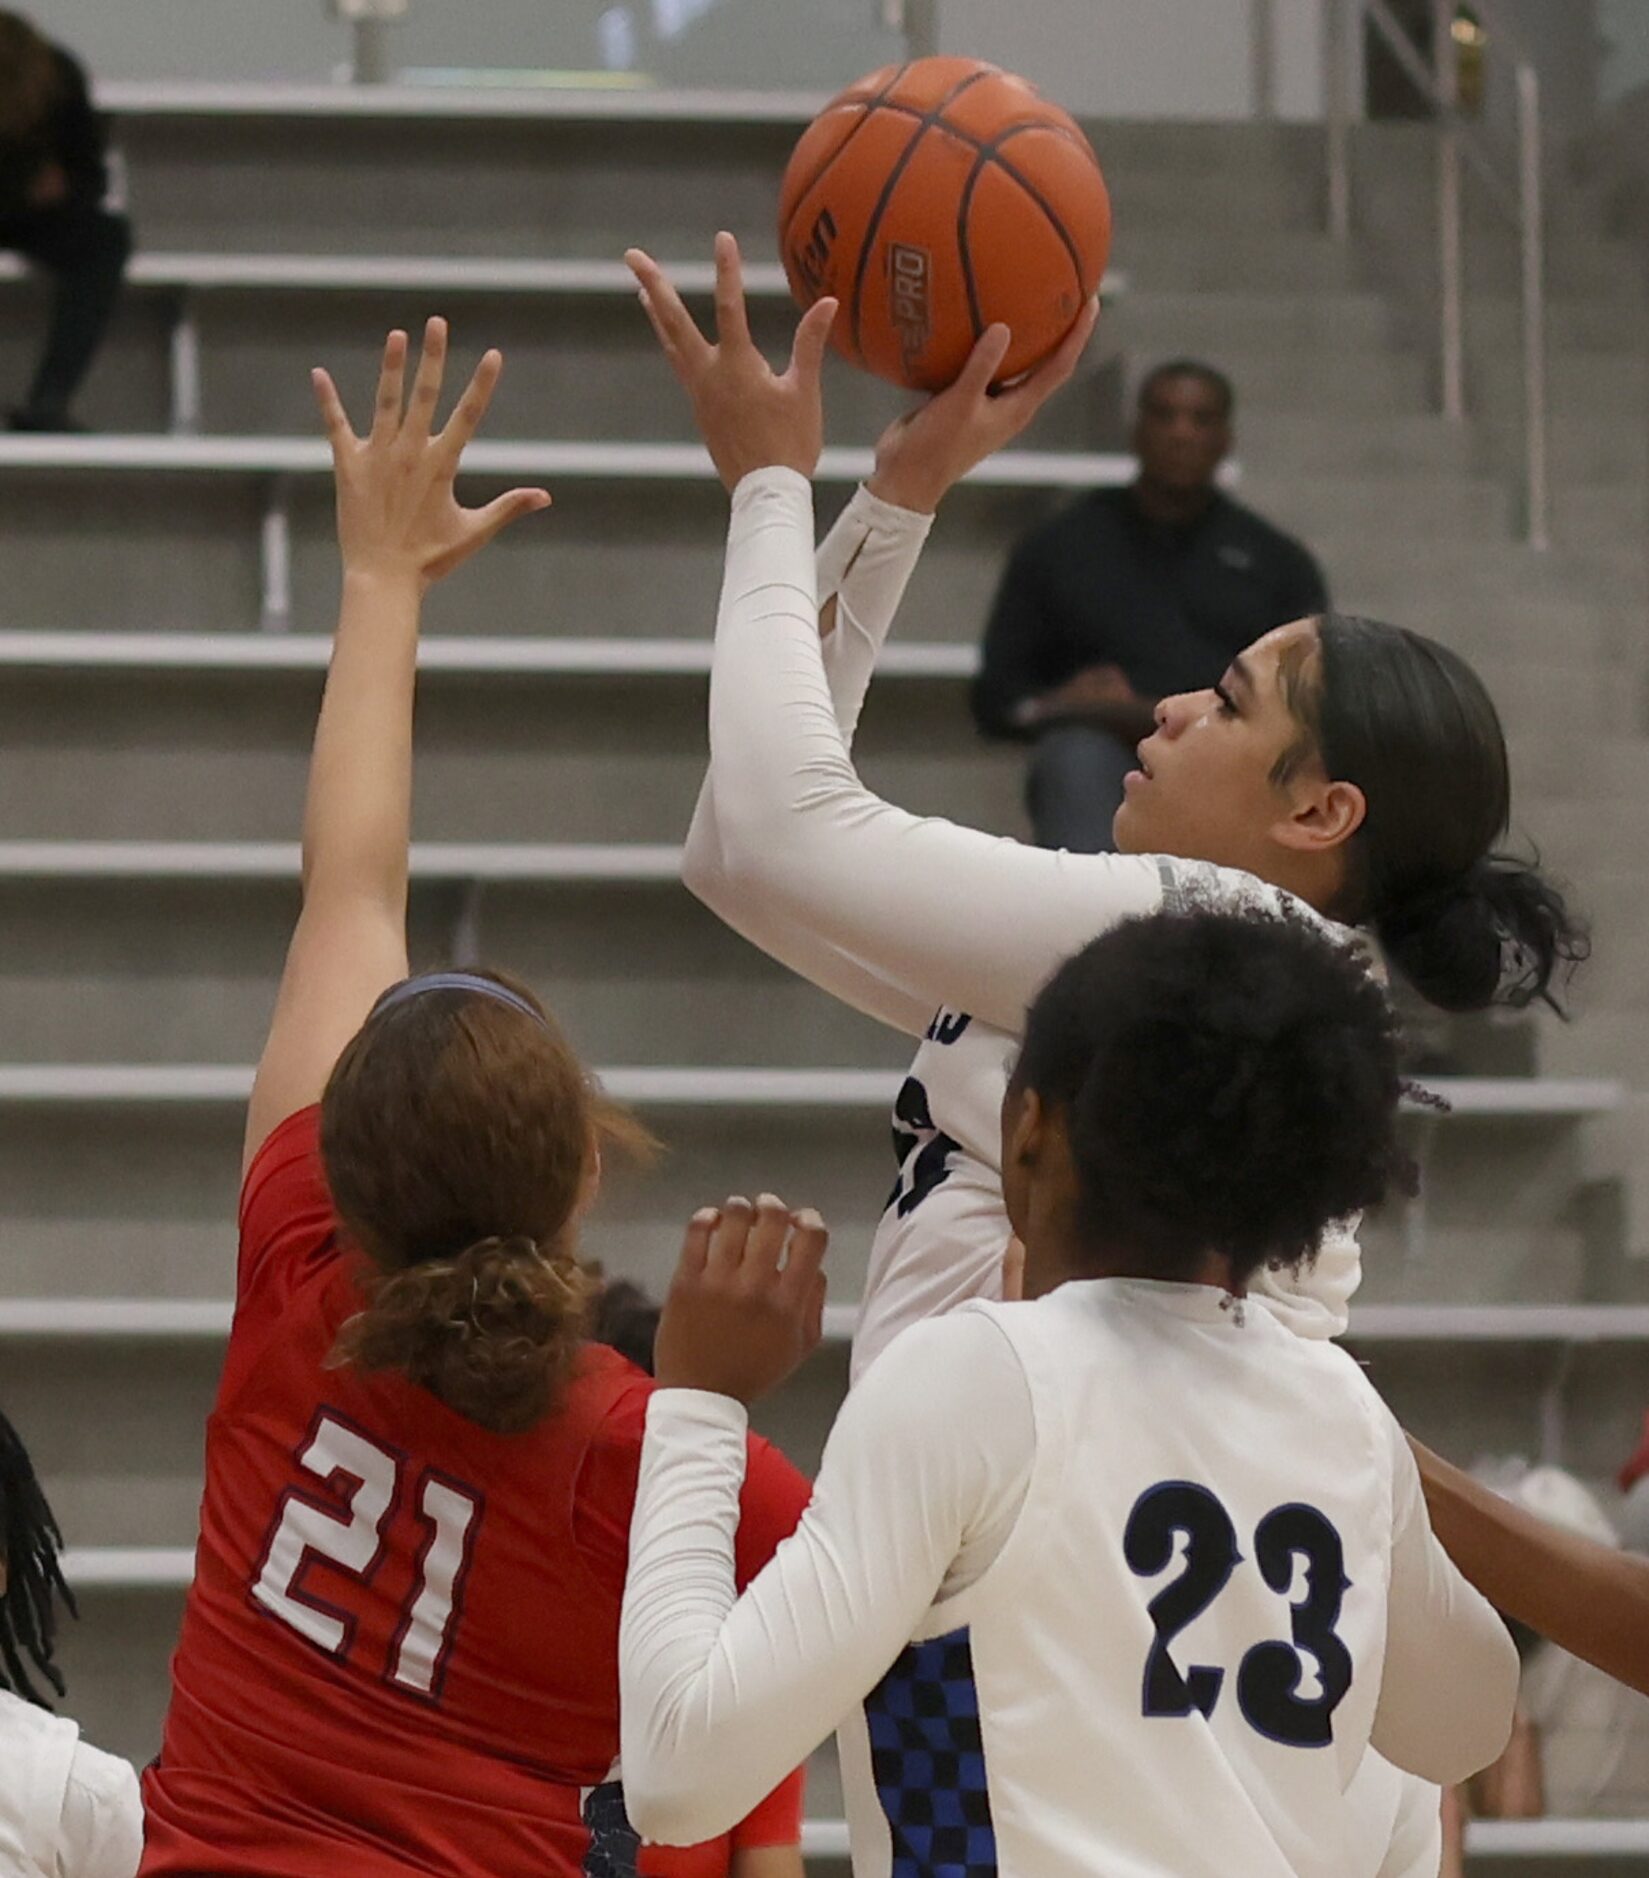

{"left": 1233, "top": 408, "right": 1476, "bottom": 478}
{"left": 0, "top": 664, "right": 1019, "bottom": 842}
{"left": 1147, "top": 343, "right": 1425, "bottom": 412}
{"left": 1108, "top": 286, "right": 1397, "bottom": 355}
{"left": 0, "top": 874, "right": 919, "bottom": 1069}
{"left": 1240, "top": 470, "right": 1512, "bottom": 539}
{"left": 0, "top": 466, "right": 1045, "bottom": 639}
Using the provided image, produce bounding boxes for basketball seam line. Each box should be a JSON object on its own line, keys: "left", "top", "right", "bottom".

{"left": 848, "top": 67, "right": 999, "bottom": 367}
{"left": 979, "top": 121, "right": 1091, "bottom": 318}
{"left": 782, "top": 63, "right": 912, "bottom": 233}
{"left": 859, "top": 95, "right": 1103, "bottom": 177}
{"left": 943, "top": 113, "right": 1095, "bottom": 358}
{"left": 871, "top": 105, "right": 1105, "bottom": 283}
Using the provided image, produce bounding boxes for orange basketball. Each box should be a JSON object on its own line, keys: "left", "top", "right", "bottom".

{"left": 779, "top": 56, "right": 1111, "bottom": 392}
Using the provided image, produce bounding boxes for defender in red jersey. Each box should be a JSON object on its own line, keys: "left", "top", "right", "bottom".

{"left": 139, "top": 323, "right": 813, "bottom": 1878}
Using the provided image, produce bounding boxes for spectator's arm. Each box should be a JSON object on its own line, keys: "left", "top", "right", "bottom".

{"left": 971, "top": 541, "right": 1069, "bottom": 740}
{"left": 1415, "top": 1439, "right": 1649, "bottom": 1695}
{"left": 48, "top": 49, "right": 108, "bottom": 202}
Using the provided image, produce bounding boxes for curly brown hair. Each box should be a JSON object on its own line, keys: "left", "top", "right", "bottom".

{"left": 322, "top": 969, "right": 654, "bottom": 1434}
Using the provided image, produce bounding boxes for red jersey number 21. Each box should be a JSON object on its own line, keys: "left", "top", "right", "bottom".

{"left": 252, "top": 1411, "right": 481, "bottom": 1701}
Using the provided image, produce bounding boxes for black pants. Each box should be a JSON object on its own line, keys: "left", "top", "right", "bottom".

{"left": 0, "top": 201, "right": 132, "bottom": 420}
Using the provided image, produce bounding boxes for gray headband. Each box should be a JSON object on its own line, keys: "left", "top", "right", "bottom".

{"left": 372, "top": 971, "right": 547, "bottom": 1028}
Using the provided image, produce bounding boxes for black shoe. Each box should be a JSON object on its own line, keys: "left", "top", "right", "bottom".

{"left": 7, "top": 407, "right": 86, "bottom": 433}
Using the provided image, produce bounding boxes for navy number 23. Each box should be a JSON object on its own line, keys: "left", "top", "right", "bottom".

{"left": 1123, "top": 1481, "right": 1352, "bottom": 1747}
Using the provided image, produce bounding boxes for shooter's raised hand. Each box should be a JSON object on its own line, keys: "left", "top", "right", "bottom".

{"left": 626, "top": 232, "right": 839, "bottom": 493}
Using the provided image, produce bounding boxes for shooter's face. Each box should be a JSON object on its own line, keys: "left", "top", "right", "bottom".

{"left": 1112, "top": 620, "right": 1331, "bottom": 878}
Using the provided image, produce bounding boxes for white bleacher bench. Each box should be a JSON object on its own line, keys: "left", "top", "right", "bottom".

{"left": 0, "top": 434, "right": 1131, "bottom": 487}
{"left": 0, "top": 1065, "right": 1620, "bottom": 1116}
{"left": 5, "top": 1299, "right": 1648, "bottom": 1354}
{"left": 0, "top": 1295, "right": 858, "bottom": 1347}
{"left": 0, "top": 249, "right": 1124, "bottom": 437}
{"left": 0, "top": 438, "right": 1138, "bottom": 627}
{"left": 0, "top": 841, "right": 688, "bottom": 885}
{"left": 96, "top": 81, "right": 838, "bottom": 124}
{"left": 799, "top": 1819, "right": 1649, "bottom": 1863}
{"left": 0, "top": 632, "right": 978, "bottom": 680}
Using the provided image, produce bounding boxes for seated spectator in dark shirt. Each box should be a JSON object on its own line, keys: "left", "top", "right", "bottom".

{"left": 0, "top": 11, "right": 130, "bottom": 431}
{"left": 972, "top": 359, "right": 1329, "bottom": 853}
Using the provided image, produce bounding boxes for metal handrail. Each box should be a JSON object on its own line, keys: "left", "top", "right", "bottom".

{"left": 1324, "top": 0, "right": 1550, "bottom": 549}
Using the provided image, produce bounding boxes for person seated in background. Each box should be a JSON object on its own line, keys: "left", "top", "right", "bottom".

{"left": 592, "top": 1278, "right": 665, "bottom": 1375}
{"left": 0, "top": 1405, "right": 142, "bottom": 1878}
{"left": 1442, "top": 1463, "right": 1649, "bottom": 1877}
{"left": 971, "top": 359, "right": 1330, "bottom": 853}
{"left": 0, "top": 9, "right": 130, "bottom": 432}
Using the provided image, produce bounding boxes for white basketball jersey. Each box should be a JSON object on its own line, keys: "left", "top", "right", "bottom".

{"left": 858, "top": 995, "right": 1367, "bottom": 1382}
{"left": 837, "top": 1280, "right": 1404, "bottom": 1878}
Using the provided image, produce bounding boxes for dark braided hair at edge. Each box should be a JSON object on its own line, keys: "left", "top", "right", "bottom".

{"left": 0, "top": 1407, "right": 75, "bottom": 1706}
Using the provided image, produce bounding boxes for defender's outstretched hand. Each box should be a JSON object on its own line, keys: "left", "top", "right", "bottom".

{"left": 626, "top": 233, "right": 839, "bottom": 493}
{"left": 868, "top": 297, "right": 1100, "bottom": 515}
{"left": 312, "top": 317, "right": 550, "bottom": 588}
{"left": 654, "top": 1195, "right": 830, "bottom": 1405}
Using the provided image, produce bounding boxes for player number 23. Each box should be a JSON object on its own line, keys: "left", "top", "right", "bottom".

{"left": 252, "top": 1411, "right": 481, "bottom": 1702}
{"left": 1123, "top": 1481, "right": 1352, "bottom": 1747}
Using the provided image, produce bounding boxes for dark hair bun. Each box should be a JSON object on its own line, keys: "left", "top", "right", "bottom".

{"left": 1376, "top": 853, "right": 1590, "bottom": 1015}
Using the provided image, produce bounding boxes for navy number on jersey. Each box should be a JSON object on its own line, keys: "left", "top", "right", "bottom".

{"left": 1124, "top": 1482, "right": 1352, "bottom": 1746}
{"left": 1238, "top": 1503, "right": 1353, "bottom": 1746}
{"left": 1123, "top": 1483, "right": 1240, "bottom": 1718}
{"left": 887, "top": 1076, "right": 962, "bottom": 1219}
{"left": 885, "top": 1010, "right": 972, "bottom": 1220}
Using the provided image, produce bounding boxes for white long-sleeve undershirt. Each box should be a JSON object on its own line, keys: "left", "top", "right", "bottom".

{"left": 619, "top": 1303, "right": 1518, "bottom": 1849}
{"left": 681, "top": 479, "right": 939, "bottom": 1039}
{"left": 688, "top": 467, "right": 1172, "bottom": 1040}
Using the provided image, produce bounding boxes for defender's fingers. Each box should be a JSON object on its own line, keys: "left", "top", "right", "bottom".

{"left": 625, "top": 248, "right": 715, "bottom": 372}
{"left": 403, "top": 316, "right": 449, "bottom": 443}
{"left": 464, "top": 485, "right": 553, "bottom": 550}
{"left": 743, "top": 1194, "right": 792, "bottom": 1276}
{"left": 706, "top": 1195, "right": 754, "bottom": 1273}
{"left": 676, "top": 1207, "right": 720, "bottom": 1280}
{"left": 778, "top": 1208, "right": 830, "bottom": 1302}
{"left": 438, "top": 347, "right": 504, "bottom": 459}
{"left": 369, "top": 328, "right": 409, "bottom": 442}
{"left": 712, "top": 230, "right": 753, "bottom": 349}
{"left": 311, "top": 368, "right": 356, "bottom": 453}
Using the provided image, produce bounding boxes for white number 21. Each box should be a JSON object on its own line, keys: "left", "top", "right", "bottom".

{"left": 253, "top": 1411, "right": 481, "bottom": 1701}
